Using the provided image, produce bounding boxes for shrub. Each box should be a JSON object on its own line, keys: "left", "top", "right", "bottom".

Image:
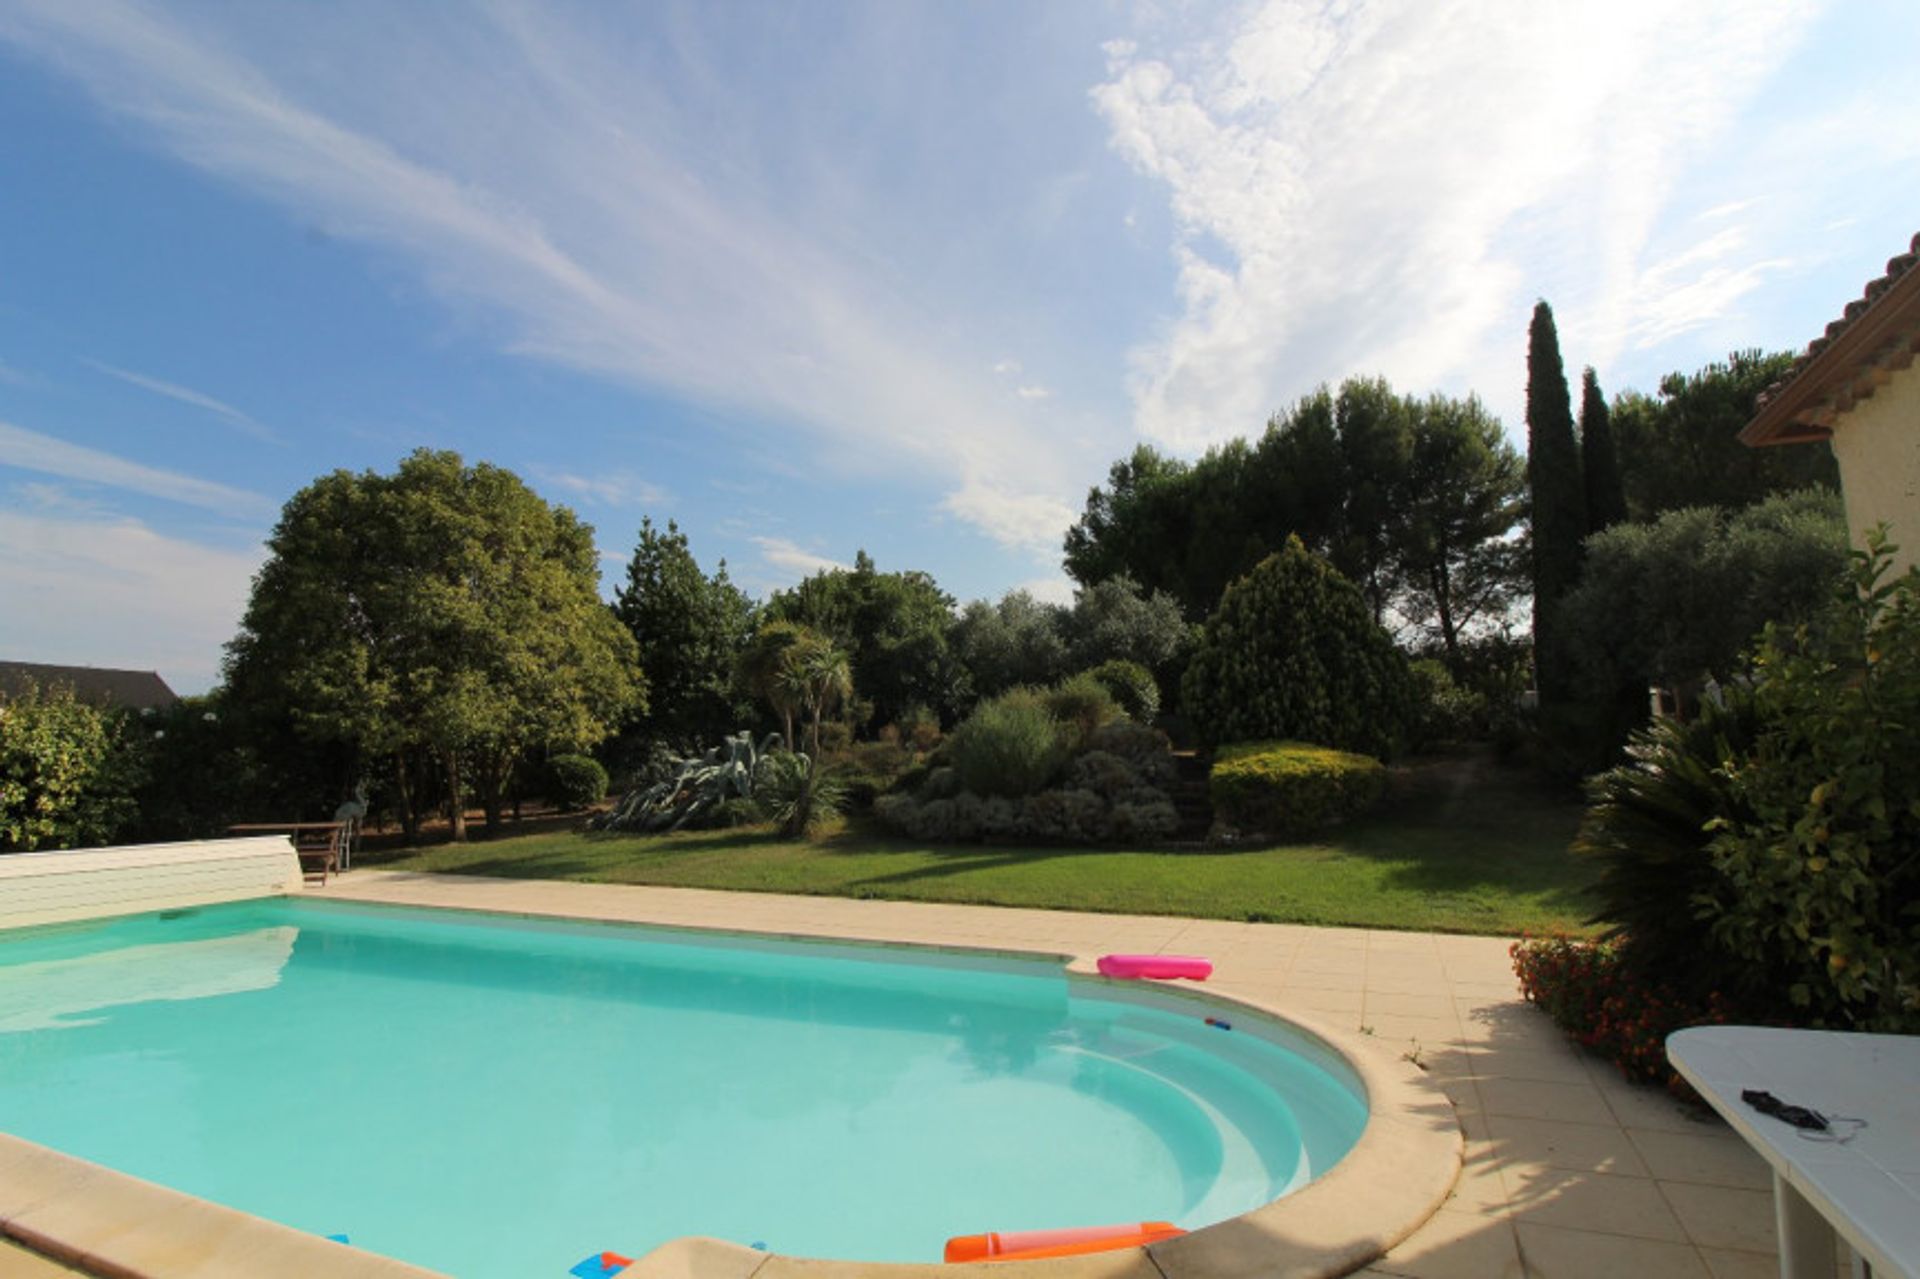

{"left": 712, "top": 796, "right": 767, "bottom": 828}
{"left": 1407, "top": 659, "right": 1482, "bottom": 748}
{"left": 946, "top": 689, "right": 1070, "bottom": 798}
{"left": 0, "top": 682, "right": 141, "bottom": 852}
{"left": 547, "top": 754, "right": 609, "bottom": 810}
{"left": 1209, "top": 740, "right": 1385, "bottom": 840}
{"left": 1040, "top": 673, "right": 1121, "bottom": 746}
{"left": 1570, "top": 533, "right": 1920, "bottom": 1034}
{"left": 1575, "top": 692, "right": 1769, "bottom": 1006}
{"left": 875, "top": 716, "right": 1178, "bottom": 845}
{"left": 1085, "top": 720, "right": 1177, "bottom": 789}
{"left": 1182, "top": 537, "right": 1416, "bottom": 756}
{"left": 1081, "top": 660, "right": 1160, "bottom": 724}
{"left": 1512, "top": 935, "right": 1736, "bottom": 1096}
{"left": 1699, "top": 535, "right": 1920, "bottom": 1030}
{"left": 756, "top": 751, "right": 847, "bottom": 837}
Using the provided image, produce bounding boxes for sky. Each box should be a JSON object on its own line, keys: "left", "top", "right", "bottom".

{"left": 1, "top": 1, "right": 1916, "bottom": 693}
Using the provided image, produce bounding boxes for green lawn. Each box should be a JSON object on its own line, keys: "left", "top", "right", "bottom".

{"left": 366, "top": 753, "right": 1594, "bottom": 936}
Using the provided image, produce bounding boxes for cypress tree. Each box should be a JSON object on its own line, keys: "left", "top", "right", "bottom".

{"left": 1580, "top": 367, "right": 1628, "bottom": 534}
{"left": 1526, "top": 300, "right": 1585, "bottom": 703}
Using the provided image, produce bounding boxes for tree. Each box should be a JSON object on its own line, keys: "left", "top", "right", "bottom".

{"left": 226, "top": 450, "right": 645, "bottom": 841}
{"left": 1062, "top": 574, "right": 1194, "bottom": 679}
{"left": 737, "top": 620, "right": 811, "bottom": 747}
{"left": 777, "top": 632, "right": 853, "bottom": 763}
{"left": 0, "top": 681, "right": 140, "bottom": 852}
{"left": 612, "top": 517, "right": 755, "bottom": 751}
{"left": 949, "top": 591, "right": 1070, "bottom": 701}
{"left": 1387, "top": 394, "right": 1528, "bottom": 660}
{"left": 1611, "top": 351, "right": 1839, "bottom": 520}
{"left": 1181, "top": 537, "right": 1416, "bottom": 757}
{"left": 1526, "top": 300, "right": 1586, "bottom": 704}
{"left": 765, "top": 551, "right": 961, "bottom": 730}
{"left": 1558, "top": 488, "right": 1849, "bottom": 727}
{"left": 1062, "top": 445, "right": 1203, "bottom": 613}
{"left": 1580, "top": 368, "right": 1627, "bottom": 534}
{"left": 1061, "top": 380, "right": 1526, "bottom": 642}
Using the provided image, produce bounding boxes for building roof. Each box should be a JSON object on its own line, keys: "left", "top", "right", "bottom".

{"left": 0, "top": 661, "right": 180, "bottom": 711}
{"left": 1741, "top": 232, "right": 1920, "bottom": 447}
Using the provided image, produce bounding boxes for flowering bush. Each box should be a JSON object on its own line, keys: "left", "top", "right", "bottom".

{"left": 1511, "top": 934, "right": 1738, "bottom": 1097}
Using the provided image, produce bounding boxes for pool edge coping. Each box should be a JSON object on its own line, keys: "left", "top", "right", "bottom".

{"left": 1, "top": 880, "right": 1463, "bottom": 1279}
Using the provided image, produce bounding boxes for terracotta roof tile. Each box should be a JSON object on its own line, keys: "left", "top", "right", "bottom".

{"left": 1757, "top": 231, "right": 1920, "bottom": 411}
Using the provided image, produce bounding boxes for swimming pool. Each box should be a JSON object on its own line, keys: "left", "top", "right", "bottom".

{"left": 0, "top": 898, "right": 1369, "bottom": 1277}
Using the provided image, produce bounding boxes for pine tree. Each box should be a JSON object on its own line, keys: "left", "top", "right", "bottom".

{"left": 1526, "top": 301, "right": 1585, "bottom": 704}
{"left": 1580, "top": 367, "right": 1628, "bottom": 535}
{"left": 613, "top": 517, "right": 756, "bottom": 749}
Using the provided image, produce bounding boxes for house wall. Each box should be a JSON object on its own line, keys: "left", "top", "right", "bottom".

{"left": 1831, "top": 360, "right": 1920, "bottom": 577}
{"left": 0, "top": 837, "right": 302, "bottom": 931}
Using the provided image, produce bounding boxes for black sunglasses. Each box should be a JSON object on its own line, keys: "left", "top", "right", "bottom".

{"left": 1742, "top": 1089, "right": 1829, "bottom": 1132}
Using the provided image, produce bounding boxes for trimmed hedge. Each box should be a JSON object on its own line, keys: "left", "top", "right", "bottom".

{"left": 547, "top": 754, "right": 609, "bottom": 810}
{"left": 1081, "top": 659, "right": 1160, "bottom": 724}
{"left": 1209, "top": 740, "right": 1384, "bottom": 840}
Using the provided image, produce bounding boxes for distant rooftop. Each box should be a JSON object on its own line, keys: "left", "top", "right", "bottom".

{"left": 1742, "top": 231, "right": 1920, "bottom": 447}
{"left": 0, "top": 661, "right": 180, "bottom": 711}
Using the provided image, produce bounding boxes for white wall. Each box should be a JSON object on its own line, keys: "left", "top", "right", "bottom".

{"left": 1832, "top": 360, "right": 1920, "bottom": 578}
{"left": 0, "top": 837, "right": 302, "bottom": 931}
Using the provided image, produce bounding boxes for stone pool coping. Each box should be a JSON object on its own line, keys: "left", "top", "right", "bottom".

{"left": 0, "top": 874, "right": 1463, "bottom": 1279}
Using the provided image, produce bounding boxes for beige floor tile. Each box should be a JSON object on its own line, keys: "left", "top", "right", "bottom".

{"left": 1502, "top": 1168, "right": 1690, "bottom": 1241}
{"left": 1361, "top": 1016, "right": 1464, "bottom": 1051}
{"left": 1591, "top": 1075, "right": 1719, "bottom": 1136}
{"left": 1657, "top": 1182, "right": 1777, "bottom": 1255}
{"left": 1513, "top": 1222, "right": 1711, "bottom": 1278}
{"left": 1485, "top": 1114, "right": 1651, "bottom": 1178}
{"left": 1365, "top": 991, "right": 1463, "bottom": 1020}
{"left": 1370, "top": 1208, "right": 1524, "bottom": 1279}
{"left": 1627, "top": 1128, "right": 1770, "bottom": 1191}
{"left": 1695, "top": 1248, "right": 1777, "bottom": 1279}
{"left": 1443, "top": 1150, "right": 1513, "bottom": 1217}
{"left": 1276, "top": 986, "right": 1364, "bottom": 1016}
{"left": 1467, "top": 1043, "right": 1596, "bottom": 1085}
{"left": 1475, "top": 1077, "right": 1616, "bottom": 1127}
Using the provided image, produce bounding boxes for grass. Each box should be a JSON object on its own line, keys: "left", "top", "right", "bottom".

{"left": 366, "top": 752, "right": 1592, "bottom": 935}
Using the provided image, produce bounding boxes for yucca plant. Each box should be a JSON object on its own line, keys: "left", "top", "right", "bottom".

{"left": 1574, "top": 688, "right": 1768, "bottom": 1005}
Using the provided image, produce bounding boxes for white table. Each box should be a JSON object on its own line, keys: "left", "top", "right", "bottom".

{"left": 1669, "top": 1026, "right": 1920, "bottom": 1279}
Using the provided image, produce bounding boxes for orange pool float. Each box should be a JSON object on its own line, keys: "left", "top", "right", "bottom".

{"left": 944, "top": 1222, "right": 1184, "bottom": 1263}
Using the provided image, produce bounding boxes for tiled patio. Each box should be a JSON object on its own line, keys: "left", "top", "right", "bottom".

{"left": 316, "top": 872, "right": 1795, "bottom": 1279}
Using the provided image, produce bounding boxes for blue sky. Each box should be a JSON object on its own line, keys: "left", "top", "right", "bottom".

{"left": 1, "top": 1, "right": 1916, "bottom": 693}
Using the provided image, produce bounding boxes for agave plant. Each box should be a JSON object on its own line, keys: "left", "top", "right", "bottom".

{"left": 595, "top": 730, "right": 790, "bottom": 833}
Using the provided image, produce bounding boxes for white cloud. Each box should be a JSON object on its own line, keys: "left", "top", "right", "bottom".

{"left": 85, "top": 360, "right": 277, "bottom": 443}
{"left": 0, "top": 419, "right": 273, "bottom": 517}
{"left": 0, "top": 2, "right": 1088, "bottom": 552}
{"left": 1015, "top": 385, "right": 1052, "bottom": 400}
{"left": 992, "top": 359, "right": 1022, "bottom": 375}
{"left": 1016, "top": 574, "right": 1076, "bottom": 606}
{"left": 531, "top": 467, "right": 669, "bottom": 509}
{"left": 0, "top": 510, "right": 265, "bottom": 693}
{"left": 750, "top": 536, "right": 849, "bottom": 581}
{"left": 1092, "top": 0, "right": 1822, "bottom": 448}
{"left": 941, "top": 481, "right": 1077, "bottom": 554}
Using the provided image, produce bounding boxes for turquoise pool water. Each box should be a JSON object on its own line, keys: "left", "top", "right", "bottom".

{"left": 0, "top": 899, "right": 1366, "bottom": 1275}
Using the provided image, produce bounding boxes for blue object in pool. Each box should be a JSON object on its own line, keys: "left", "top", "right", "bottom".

{"left": 0, "top": 898, "right": 1366, "bottom": 1277}
{"left": 569, "top": 1252, "right": 632, "bottom": 1278}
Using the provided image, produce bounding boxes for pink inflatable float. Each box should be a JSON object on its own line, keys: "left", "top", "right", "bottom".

{"left": 1096, "top": 954, "right": 1213, "bottom": 981}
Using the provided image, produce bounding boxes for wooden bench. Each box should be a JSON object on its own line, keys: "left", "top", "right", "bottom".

{"left": 226, "top": 822, "right": 346, "bottom": 886}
